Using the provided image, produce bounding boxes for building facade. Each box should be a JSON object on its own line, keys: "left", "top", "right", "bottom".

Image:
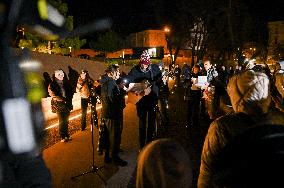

{"left": 126, "top": 29, "right": 167, "bottom": 58}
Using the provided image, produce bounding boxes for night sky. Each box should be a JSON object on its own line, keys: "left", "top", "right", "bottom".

{"left": 68, "top": 0, "right": 284, "bottom": 38}
{"left": 68, "top": 0, "right": 158, "bottom": 36}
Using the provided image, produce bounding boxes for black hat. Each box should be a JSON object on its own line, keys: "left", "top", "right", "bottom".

{"left": 105, "top": 64, "right": 119, "bottom": 73}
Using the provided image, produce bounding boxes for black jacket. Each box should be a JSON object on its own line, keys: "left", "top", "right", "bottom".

{"left": 100, "top": 74, "right": 125, "bottom": 119}
{"left": 126, "top": 64, "right": 162, "bottom": 108}
{"left": 48, "top": 79, "right": 73, "bottom": 112}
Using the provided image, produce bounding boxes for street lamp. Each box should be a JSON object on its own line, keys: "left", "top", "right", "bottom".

{"left": 164, "top": 27, "right": 171, "bottom": 67}
{"left": 122, "top": 50, "right": 125, "bottom": 64}
{"left": 68, "top": 46, "right": 72, "bottom": 57}
{"left": 164, "top": 27, "right": 170, "bottom": 33}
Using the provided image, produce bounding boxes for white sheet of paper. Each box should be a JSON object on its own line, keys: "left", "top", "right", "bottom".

{"left": 196, "top": 76, "right": 207, "bottom": 87}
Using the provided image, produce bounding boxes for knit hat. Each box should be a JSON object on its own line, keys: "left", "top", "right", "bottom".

{"left": 140, "top": 50, "right": 151, "bottom": 65}
{"left": 136, "top": 139, "right": 192, "bottom": 188}
{"left": 227, "top": 70, "right": 271, "bottom": 115}
{"left": 54, "top": 69, "right": 64, "bottom": 79}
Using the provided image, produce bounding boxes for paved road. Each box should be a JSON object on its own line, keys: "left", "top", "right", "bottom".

{"left": 43, "top": 83, "right": 210, "bottom": 188}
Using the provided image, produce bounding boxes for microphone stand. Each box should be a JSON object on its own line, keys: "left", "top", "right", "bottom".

{"left": 71, "top": 102, "right": 106, "bottom": 185}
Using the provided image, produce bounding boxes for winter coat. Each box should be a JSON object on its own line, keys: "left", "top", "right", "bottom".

{"left": 48, "top": 79, "right": 73, "bottom": 113}
{"left": 207, "top": 67, "right": 218, "bottom": 84}
{"left": 174, "top": 67, "right": 181, "bottom": 77}
{"left": 198, "top": 70, "right": 284, "bottom": 188}
{"left": 198, "top": 110, "right": 284, "bottom": 188}
{"left": 76, "top": 77, "right": 95, "bottom": 99}
{"left": 182, "top": 64, "right": 191, "bottom": 80}
{"left": 274, "top": 70, "right": 284, "bottom": 98}
{"left": 210, "top": 124, "right": 284, "bottom": 188}
{"left": 100, "top": 74, "right": 124, "bottom": 119}
{"left": 126, "top": 64, "right": 162, "bottom": 108}
{"left": 158, "top": 82, "right": 170, "bottom": 100}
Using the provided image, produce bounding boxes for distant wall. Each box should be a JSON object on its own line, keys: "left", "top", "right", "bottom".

{"left": 14, "top": 49, "right": 132, "bottom": 121}
{"left": 27, "top": 50, "right": 131, "bottom": 80}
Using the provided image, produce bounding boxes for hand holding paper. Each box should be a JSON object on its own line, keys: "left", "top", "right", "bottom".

{"left": 126, "top": 80, "right": 151, "bottom": 104}
{"left": 144, "top": 87, "right": 151, "bottom": 96}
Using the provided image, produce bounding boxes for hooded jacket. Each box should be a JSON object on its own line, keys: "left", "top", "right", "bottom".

{"left": 198, "top": 70, "right": 284, "bottom": 188}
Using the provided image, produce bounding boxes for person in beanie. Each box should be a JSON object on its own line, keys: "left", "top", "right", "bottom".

{"left": 100, "top": 64, "right": 127, "bottom": 166}
{"left": 48, "top": 69, "right": 73, "bottom": 142}
{"left": 186, "top": 64, "right": 202, "bottom": 128}
{"left": 136, "top": 139, "right": 193, "bottom": 188}
{"left": 126, "top": 50, "right": 162, "bottom": 149}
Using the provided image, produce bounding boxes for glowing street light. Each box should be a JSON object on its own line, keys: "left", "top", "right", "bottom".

{"left": 164, "top": 27, "right": 170, "bottom": 33}
{"left": 68, "top": 46, "right": 72, "bottom": 57}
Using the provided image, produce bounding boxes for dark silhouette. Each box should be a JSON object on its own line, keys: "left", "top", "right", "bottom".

{"left": 212, "top": 125, "right": 284, "bottom": 188}
{"left": 43, "top": 72, "right": 52, "bottom": 97}
{"left": 68, "top": 66, "right": 80, "bottom": 94}
{"left": 136, "top": 139, "right": 193, "bottom": 188}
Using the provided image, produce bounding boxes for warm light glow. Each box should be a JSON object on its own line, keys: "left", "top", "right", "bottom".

{"left": 45, "top": 106, "right": 102, "bottom": 130}
{"left": 164, "top": 27, "right": 170, "bottom": 33}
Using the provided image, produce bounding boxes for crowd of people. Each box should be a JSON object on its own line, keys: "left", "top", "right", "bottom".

{"left": 134, "top": 57, "right": 284, "bottom": 187}
{"left": 40, "top": 53, "right": 284, "bottom": 187}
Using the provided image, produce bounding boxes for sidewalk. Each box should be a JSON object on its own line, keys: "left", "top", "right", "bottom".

{"left": 43, "top": 104, "right": 139, "bottom": 188}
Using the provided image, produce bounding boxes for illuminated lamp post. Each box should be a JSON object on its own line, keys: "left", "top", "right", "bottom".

{"left": 122, "top": 50, "right": 125, "bottom": 64}
{"left": 68, "top": 46, "right": 72, "bottom": 57}
{"left": 164, "top": 26, "right": 170, "bottom": 67}
{"left": 164, "top": 27, "right": 170, "bottom": 33}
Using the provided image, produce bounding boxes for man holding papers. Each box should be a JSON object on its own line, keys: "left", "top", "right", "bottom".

{"left": 125, "top": 51, "right": 162, "bottom": 149}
